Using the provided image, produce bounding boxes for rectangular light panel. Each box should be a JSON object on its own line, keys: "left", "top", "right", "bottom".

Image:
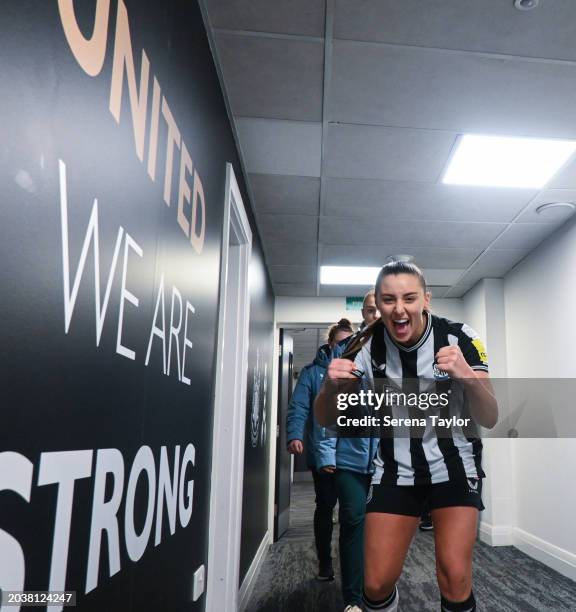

{"left": 320, "top": 266, "right": 380, "bottom": 285}
{"left": 442, "top": 134, "right": 576, "bottom": 188}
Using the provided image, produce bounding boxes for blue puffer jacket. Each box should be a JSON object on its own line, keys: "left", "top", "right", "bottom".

{"left": 286, "top": 343, "right": 378, "bottom": 474}
{"left": 286, "top": 344, "right": 335, "bottom": 469}
{"left": 317, "top": 338, "right": 378, "bottom": 474}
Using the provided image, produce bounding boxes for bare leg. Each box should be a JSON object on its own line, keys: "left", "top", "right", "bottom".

{"left": 363, "top": 512, "right": 419, "bottom": 600}
{"left": 432, "top": 507, "right": 478, "bottom": 602}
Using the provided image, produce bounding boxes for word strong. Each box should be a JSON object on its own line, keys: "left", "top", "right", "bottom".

{"left": 57, "top": 0, "right": 206, "bottom": 253}
{"left": 0, "top": 444, "right": 195, "bottom": 612}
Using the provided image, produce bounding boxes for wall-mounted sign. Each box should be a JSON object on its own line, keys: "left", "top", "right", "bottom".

{"left": 346, "top": 296, "right": 364, "bottom": 311}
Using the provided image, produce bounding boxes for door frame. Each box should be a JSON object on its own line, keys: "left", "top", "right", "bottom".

{"left": 206, "top": 163, "right": 252, "bottom": 611}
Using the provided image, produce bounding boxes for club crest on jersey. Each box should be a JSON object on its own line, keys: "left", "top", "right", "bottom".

{"left": 433, "top": 363, "right": 450, "bottom": 380}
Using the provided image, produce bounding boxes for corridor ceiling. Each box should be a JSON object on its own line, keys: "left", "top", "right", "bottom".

{"left": 204, "top": 0, "right": 576, "bottom": 298}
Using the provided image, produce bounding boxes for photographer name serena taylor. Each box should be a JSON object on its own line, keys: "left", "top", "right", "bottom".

{"left": 336, "top": 414, "right": 472, "bottom": 431}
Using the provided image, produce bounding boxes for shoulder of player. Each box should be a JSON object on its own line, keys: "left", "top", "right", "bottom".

{"left": 431, "top": 314, "right": 479, "bottom": 340}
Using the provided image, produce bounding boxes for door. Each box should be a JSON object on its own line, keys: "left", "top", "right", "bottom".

{"left": 274, "top": 329, "right": 293, "bottom": 540}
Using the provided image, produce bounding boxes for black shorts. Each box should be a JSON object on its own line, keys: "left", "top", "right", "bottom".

{"left": 365, "top": 476, "right": 484, "bottom": 516}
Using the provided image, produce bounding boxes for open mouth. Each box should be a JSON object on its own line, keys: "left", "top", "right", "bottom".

{"left": 393, "top": 318, "right": 410, "bottom": 336}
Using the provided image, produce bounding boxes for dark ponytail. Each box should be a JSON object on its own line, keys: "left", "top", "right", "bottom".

{"left": 327, "top": 318, "right": 354, "bottom": 344}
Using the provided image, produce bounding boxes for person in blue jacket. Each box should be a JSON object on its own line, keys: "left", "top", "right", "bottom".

{"left": 323, "top": 291, "right": 380, "bottom": 612}
{"left": 287, "top": 319, "right": 354, "bottom": 583}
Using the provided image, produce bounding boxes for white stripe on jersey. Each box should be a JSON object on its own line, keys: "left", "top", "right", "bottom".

{"left": 450, "top": 386, "right": 480, "bottom": 479}
{"left": 417, "top": 338, "right": 450, "bottom": 484}
{"left": 385, "top": 332, "right": 414, "bottom": 484}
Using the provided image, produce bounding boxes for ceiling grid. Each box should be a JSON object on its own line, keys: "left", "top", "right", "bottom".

{"left": 205, "top": 0, "right": 576, "bottom": 299}
{"left": 317, "top": 0, "right": 335, "bottom": 297}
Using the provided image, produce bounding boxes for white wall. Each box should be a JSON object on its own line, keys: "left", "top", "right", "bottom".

{"left": 503, "top": 215, "right": 576, "bottom": 580}
{"left": 463, "top": 280, "right": 514, "bottom": 547}
{"left": 275, "top": 297, "right": 364, "bottom": 326}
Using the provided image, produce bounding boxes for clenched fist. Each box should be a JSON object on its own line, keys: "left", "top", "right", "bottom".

{"left": 435, "top": 346, "right": 474, "bottom": 380}
{"left": 326, "top": 358, "right": 358, "bottom": 383}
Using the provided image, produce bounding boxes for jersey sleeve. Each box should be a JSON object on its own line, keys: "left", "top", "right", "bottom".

{"left": 457, "top": 323, "right": 489, "bottom": 372}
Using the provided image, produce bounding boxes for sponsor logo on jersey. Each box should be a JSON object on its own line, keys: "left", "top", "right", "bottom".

{"left": 471, "top": 338, "right": 488, "bottom": 364}
{"left": 467, "top": 478, "right": 479, "bottom": 493}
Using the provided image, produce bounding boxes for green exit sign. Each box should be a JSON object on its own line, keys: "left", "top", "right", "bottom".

{"left": 346, "top": 296, "right": 364, "bottom": 311}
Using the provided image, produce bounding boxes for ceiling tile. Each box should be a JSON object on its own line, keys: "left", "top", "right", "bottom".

{"left": 334, "top": 0, "right": 576, "bottom": 62}
{"left": 320, "top": 218, "right": 505, "bottom": 249}
{"left": 235, "top": 118, "right": 322, "bottom": 176}
{"left": 259, "top": 214, "right": 318, "bottom": 243}
{"left": 490, "top": 223, "right": 562, "bottom": 250}
{"left": 264, "top": 242, "right": 318, "bottom": 266}
{"left": 274, "top": 283, "right": 318, "bottom": 296}
{"left": 207, "top": 0, "right": 325, "bottom": 37}
{"left": 456, "top": 249, "right": 528, "bottom": 285}
{"left": 319, "top": 284, "right": 376, "bottom": 297}
{"left": 548, "top": 158, "right": 576, "bottom": 189}
{"left": 330, "top": 40, "right": 576, "bottom": 136}
{"left": 323, "top": 124, "right": 456, "bottom": 181}
{"left": 323, "top": 178, "right": 535, "bottom": 222}
{"left": 444, "top": 284, "right": 476, "bottom": 298}
{"left": 320, "top": 245, "right": 482, "bottom": 268}
{"left": 420, "top": 269, "right": 465, "bottom": 285}
{"left": 269, "top": 265, "right": 317, "bottom": 284}
{"left": 250, "top": 174, "right": 320, "bottom": 215}
{"left": 514, "top": 189, "right": 576, "bottom": 224}
{"left": 215, "top": 34, "right": 323, "bottom": 121}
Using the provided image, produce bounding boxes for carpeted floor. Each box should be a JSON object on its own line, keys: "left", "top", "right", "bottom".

{"left": 247, "top": 483, "right": 576, "bottom": 611}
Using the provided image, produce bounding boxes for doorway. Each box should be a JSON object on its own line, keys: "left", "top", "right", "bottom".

{"left": 206, "top": 163, "right": 252, "bottom": 611}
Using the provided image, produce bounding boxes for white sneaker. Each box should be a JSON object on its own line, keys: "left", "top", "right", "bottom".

{"left": 344, "top": 606, "right": 362, "bottom": 612}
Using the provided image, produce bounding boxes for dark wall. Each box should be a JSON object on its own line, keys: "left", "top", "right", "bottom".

{"left": 0, "top": 1, "right": 274, "bottom": 611}
{"left": 239, "top": 255, "right": 274, "bottom": 584}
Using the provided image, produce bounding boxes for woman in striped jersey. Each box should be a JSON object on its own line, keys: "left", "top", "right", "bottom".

{"left": 315, "top": 262, "right": 498, "bottom": 612}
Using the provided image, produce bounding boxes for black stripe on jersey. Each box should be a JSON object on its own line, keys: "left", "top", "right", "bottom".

{"left": 371, "top": 327, "right": 399, "bottom": 483}
{"left": 399, "top": 347, "right": 432, "bottom": 485}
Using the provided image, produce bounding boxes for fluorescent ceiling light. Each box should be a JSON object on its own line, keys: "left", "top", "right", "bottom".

{"left": 320, "top": 266, "right": 380, "bottom": 285}
{"left": 442, "top": 134, "right": 576, "bottom": 188}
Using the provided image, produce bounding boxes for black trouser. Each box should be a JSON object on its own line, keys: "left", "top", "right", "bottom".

{"left": 311, "top": 469, "right": 337, "bottom": 565}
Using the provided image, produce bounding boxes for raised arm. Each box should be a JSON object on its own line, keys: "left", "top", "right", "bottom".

{"left": 314, "top": 358, "right": 360, "bottom": 426}
{"left": 435, "top": 346, "right": 498, "bottom": 429}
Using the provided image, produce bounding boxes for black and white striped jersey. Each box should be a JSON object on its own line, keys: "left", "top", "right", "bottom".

{"left": 346, "top": 314, "right": 489, "bottom": 486}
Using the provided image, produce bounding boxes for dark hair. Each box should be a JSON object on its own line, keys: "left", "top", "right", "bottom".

{"left": 327, "top": 318, "right": 354, "bottom": 344}
{"left": 375, "top": 261, "right": 427, "bottom": 295}
{"left": 343, "top": 262, "right": 428, "bottom": 358}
